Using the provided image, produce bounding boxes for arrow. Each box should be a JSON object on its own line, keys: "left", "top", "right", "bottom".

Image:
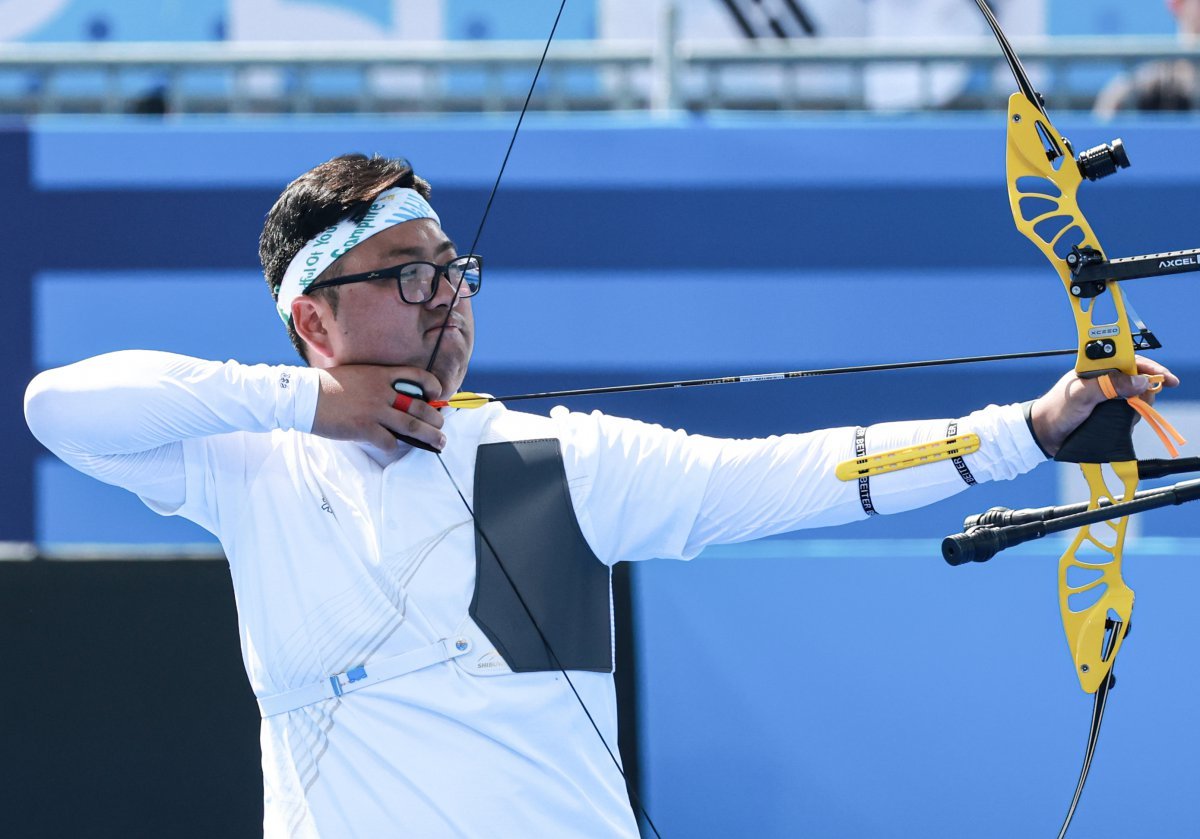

{"left": 430, "top": 347, "right": 1080, "bottom": 409}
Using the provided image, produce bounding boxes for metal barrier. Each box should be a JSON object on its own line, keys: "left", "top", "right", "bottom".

{"left": 0, "top": 36, "right": 1197, "bottom": 114}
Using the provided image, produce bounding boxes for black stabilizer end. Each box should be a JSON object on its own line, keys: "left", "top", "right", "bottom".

{"left": 943, "top": 527, "right": 1002, "bottom": 565}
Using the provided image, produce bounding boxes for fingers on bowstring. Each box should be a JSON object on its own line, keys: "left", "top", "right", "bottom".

{"left": 385, "top": 393, "right": 447, "bottom": 452}
{"left": 390, "top": 393, "right": 444, "bottom": 428}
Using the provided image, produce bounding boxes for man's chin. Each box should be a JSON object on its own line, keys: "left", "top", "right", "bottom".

{"left": 430, "top": 361, "right": 470, "bottom": 401}
{"left": 360, "top": 346, "right": 468, "bottom": 401}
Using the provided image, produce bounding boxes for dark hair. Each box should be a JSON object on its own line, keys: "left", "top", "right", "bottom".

{"left": 259, "top": 153, "right": 433, "bottom": 362}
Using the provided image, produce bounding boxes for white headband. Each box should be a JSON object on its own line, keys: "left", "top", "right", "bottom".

{"left": 275, "top": 186, "right": 441, "bottom": 325}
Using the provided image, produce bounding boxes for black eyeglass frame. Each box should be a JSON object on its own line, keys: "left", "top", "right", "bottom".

{"left": 303, "top": 254, "right": 483, "bottom": 304}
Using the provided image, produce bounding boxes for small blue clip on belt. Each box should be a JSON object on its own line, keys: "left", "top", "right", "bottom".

{"left": 330, "top": 665, "right": 368, "bottom": 697}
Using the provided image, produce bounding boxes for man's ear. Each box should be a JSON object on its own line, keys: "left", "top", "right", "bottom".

{"left": 292, "top": 296, "right": 336, "bottom": 362}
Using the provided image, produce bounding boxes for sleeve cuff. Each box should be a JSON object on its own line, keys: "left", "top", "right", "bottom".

{"left": 273, "top": 365, "right": 322, "bottom": 433}
{"left": 1022, "top": 399, "right": 1053, "bottom": 460}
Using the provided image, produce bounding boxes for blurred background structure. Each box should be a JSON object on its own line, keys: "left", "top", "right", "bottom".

{"left": 4, "top": 2, "right": 1200, "bottom": 838}
{"left": 0, "top": 0, "right": 1194, "bottom": 114}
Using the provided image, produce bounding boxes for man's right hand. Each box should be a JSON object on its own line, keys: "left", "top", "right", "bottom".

{"left": 312, "top": 365, "right": 446, "bottom": 453}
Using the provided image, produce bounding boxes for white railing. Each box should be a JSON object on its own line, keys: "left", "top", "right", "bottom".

{"left": 0, "top": 36, "right": 1196, "bottom": 114}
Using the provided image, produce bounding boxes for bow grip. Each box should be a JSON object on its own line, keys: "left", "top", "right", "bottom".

{"left": 1053, "top": 399, "right": 1137, "bottom": 465}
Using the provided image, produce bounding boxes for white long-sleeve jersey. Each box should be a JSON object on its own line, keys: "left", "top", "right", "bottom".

{"left": 25, "top": 350, "right": 1046, "bottom": 838}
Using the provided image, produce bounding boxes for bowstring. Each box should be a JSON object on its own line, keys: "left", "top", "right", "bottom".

{"left": 421, "top": 2, "right": 663, "bottom": 836}
{"left": 425, "top": 0, "right": 565, "bottom": 375}
{"left": 433, "top": 457, "right": 662, "bottom": 839}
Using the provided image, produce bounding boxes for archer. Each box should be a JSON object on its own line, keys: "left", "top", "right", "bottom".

{"left": 23, "top": 152, "right": 1174, "bottom": 837}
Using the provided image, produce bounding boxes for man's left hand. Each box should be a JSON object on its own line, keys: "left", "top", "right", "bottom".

{"left": 1030, "top": 356, "right": 1180, "bottom": 457}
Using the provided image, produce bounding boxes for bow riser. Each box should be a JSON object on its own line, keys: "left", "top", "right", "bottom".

{"left": 1004, "top": 92, "right": 1139, "bottom": 380}
{"left": 1003, "top": 91, "right": 1139, "bottom": 696}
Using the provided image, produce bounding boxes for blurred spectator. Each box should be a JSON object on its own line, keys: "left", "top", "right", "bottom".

{"left": 128, "top": 85, "right": 169, "bottom": 115}
{"left": 1094, "top": 0, "right": 1200, "bottom": 116}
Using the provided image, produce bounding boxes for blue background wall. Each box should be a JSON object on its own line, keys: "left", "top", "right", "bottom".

{"left": 12, "top": 113, "right": 1200, "bottom": 837}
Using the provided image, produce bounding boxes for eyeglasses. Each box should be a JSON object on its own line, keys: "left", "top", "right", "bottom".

{"left": 304, "top": 255, "right": 483, "bottom": 304}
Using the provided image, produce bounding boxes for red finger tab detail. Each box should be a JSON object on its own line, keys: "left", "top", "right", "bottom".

{"left": 392, "top": 393, "right": 414, "bottom": 412}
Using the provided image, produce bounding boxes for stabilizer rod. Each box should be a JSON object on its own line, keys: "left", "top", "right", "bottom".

{"left": 963, "top": 458, "right": 1200, "bottom": 529}
{"left": 943, "top": 477, "right": 1200, "bottom": 565}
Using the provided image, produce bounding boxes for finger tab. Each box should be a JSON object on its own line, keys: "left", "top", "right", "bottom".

{"left": 392, "top": 379, "right": 427, "bottom": 399}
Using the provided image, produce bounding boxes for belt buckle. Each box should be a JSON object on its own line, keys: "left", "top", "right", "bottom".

{"left": 329, "top": 664, "right": 368, "bottom": 697}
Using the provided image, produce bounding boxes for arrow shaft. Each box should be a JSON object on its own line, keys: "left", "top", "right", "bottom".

{"left": 488, "top": 347, "right": 1079, "bottom": 404}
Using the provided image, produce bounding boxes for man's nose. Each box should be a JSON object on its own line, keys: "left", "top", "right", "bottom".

{"left": 427, "top": 270, "right": 460, "bottom": 307}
